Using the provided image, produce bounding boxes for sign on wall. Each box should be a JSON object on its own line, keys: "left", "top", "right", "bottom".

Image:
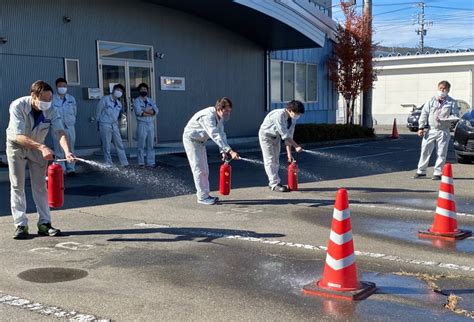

{"left": 160, "top": 76, "right": 185, "bottom": 91}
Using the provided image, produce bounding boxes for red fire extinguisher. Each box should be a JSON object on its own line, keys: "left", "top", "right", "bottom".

{"left": 288, "top": 159, "right": 299, "bottom": 191}
{"left": 219, "top": 158, "right": 232, "bottom": 196}
{"left": 48, "top": 162, "right": 64, "bottom": 208}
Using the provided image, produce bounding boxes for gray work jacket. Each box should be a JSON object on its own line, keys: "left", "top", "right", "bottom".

{"left": 52, "top": 93, "right": 77, "bottom": 128}
{"left": 133, "top": 96, "right": 159, "bottom": 123}
{"left": 419, "top": 96, "right": 459, "bottom": 131}
{"left": 96, "top": 95, "right": 122, "bottom": 124}
{"left": 6, "top": 96, "right": 64, "bottom": 146}
{"left": 259, "top": 108, "right": 295, "bottom": 141}
{"left": 183, "top": 106, "right": 231, "bottom": 153}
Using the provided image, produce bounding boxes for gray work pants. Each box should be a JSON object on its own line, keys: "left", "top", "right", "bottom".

{"left": 6, "top": 143, "right": 51, "bottom": 227}
{"left": 259, "top": 130, "right": 281, "bottom": 188}
{"left": 99, "top": 122, "right": 129, "bottom": 166}
{"left": 183, "top": 136, "right": 210, "bottom": 200}
{"left": 137, "top": 121, "right": 155, "bottom": 166}
{"left": 416, "top": 128, "right": 450, "bottom": 176}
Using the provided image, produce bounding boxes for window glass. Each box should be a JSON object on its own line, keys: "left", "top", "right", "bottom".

{"left": 271, "top": 60, "right": 281, "bottom": 102}
{"left": 283, "top": 62, "right": 295, "bottom": 101}
{"left": 65, "top": 59, "right": 80, "bottom": 85}
{"left": 307, "top": 64, "right": 317, "bottom": 102}
{"left": 295, "top": 63, "right": 306, "bottom": 101}
{"left": 99, "top": 42, "right": 152, "bottom": 61}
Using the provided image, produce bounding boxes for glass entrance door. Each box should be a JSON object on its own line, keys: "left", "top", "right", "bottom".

{"left": 100, "top": 62, "right": 128, "bottom": 141}
{"left": 97, "top": 41, "right": 155, "bottom": 149}
{"left": 128, "top": 63, "right": 152, "bottom": 143}
{"left": 99, "top": 61, "right": 154, "bottom": 148}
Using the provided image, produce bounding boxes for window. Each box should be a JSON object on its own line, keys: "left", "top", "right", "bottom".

{"left": 307, "top": 64, "right": 317, "bottom": 102}
{"left": 295, "top": 63, "right": 306, "bottom": 101}
{"left": 270, "top": 60, "right": 281, "bottom": 102}
{"left": 64, "top": 58, "right": 80, "bottom": 85}
{"left": 283, "top": 62, "right": 294, "bottom": 101}
{"left": 98, "top": 42, "right": 152, "bottom": 61}
{"left": 271, "top": 60, "right": 318, "bottom": 103}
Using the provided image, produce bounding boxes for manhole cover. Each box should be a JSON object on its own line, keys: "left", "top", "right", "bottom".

{"left": 18, "top": 267, "right": 88, "bottom": 283}
{"left": 65, "top": 185, "right": 131, "bottom": 196}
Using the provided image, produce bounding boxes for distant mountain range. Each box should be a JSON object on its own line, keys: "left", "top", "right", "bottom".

{"left": 375, "top": 45, "right": 472, "bottom": 57}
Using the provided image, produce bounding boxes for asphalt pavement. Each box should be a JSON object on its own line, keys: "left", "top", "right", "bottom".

{"left": 0, "top": 127, "right": 473, "bottom": 321}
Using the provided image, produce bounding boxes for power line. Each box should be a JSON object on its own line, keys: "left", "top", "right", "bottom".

{"left": 373, "top": 2, "right": 419, "bottom": 6}
{"left": 427, "top": 5, "right": 474, "bottom": 11}
{"left": 373, "top": 7, "right": 414, "bottom": 16}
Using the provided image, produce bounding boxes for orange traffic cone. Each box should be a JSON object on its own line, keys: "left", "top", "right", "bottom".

{"left": 303, "top": 189, "right": 376, "bottom": 300}
{"left": 389, "top": 118, "right": 400, "bottom": 139}
{"left": 419, "top": 163, "right": 472, "bottom": 240}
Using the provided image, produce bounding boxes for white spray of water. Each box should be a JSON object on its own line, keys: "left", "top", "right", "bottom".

{"left": 72, "top": 158, "right": 193, "bottom": 195}
{"left": 302, "top": 149, "right": 391, "bottom": 172}
{"left": 240, "top": 157, "right": 321, "bottom": 181}
{"left": 239, "top": 157, "right": 264, "bottom": 165}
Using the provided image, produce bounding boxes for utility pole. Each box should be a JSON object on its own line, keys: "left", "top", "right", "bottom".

{"left": 362, "top": 0, "right": 373, "bottom": 128}
{"left": 416, "top": 2, "right": 431, "bottom": 52}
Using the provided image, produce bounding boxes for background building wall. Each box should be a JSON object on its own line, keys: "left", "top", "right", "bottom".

{"left": 270, "top": 42, "right": 337, "bottom": 124}
{"left": 372, "top": 53, "right": 474, "bottom": 125}
{"left": 0, "top": 0, "right": 266, "bottom": 153}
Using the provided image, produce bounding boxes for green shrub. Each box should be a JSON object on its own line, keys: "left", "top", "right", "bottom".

{"left": 294, "top": 124, "right": 375, "bottom": 143}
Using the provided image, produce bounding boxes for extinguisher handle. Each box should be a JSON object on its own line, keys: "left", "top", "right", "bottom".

{"left": 221, "top": 152, "right": 232, "bottom": 163}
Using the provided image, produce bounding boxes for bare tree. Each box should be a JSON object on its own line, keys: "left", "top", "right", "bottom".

{"left": 328, "top": 1, "right": 375, "bottom": 124}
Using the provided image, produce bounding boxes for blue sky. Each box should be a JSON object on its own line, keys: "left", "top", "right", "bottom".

{"left": 331, "top": 0, "right": 474, "bottom": 50}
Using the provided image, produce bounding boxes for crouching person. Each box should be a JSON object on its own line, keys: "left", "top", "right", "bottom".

{"left": 259, "top": 100, "right": 305, "bottom": 192}
{"left": 6, "top": 80, "right": 75, "bottom": 239}
{"left": 183, "top": 97, "right": 239, "bottom": 205}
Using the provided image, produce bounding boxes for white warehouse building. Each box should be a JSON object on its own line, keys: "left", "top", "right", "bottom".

{"left": 371, "top": 51, "right": 474, "bottom": 126}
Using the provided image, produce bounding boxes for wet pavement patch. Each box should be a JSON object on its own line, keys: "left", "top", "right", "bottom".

{"left": 65, "top": 185, "right": 131, "bottom": 197}
{"left": 18, "top": 267, "right": 88, "bottom": 283}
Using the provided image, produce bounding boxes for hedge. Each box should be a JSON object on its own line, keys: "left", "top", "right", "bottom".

{"left": 293, "top": 124, "right": 375, "bottom": 143}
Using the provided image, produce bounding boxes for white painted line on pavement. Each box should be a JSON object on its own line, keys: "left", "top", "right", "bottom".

{"left": 0, "top": 293, "right": 109, "bottom": 321}
{"left": 132, "top": 224, "right": 474, "bottom": 273}
{"left": 351, "top": 203, "right": 474, "bottom": 218}
{"left": 224, "top": 235, "right": 474, "bottom": 272}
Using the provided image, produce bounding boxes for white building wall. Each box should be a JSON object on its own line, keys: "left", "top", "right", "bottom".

{"left": 371, "top": 53, "right": 474, "bottom": 125}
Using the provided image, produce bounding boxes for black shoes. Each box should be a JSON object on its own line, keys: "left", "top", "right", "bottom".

{"left": 413, "top": 173, "right": 441, "bottom": 180}
{"left": 413, "top": 173, "right": 426, "bottom": 179}
{"left": 37, "top": 223, "right": 61, "bottom": 236}
{"left": 270, "top": 184, "right": 289, "bottom": 192}
{"left": 13, "top": 224, "right": 61, "bottom": 239}
{"left": 13, "top": 226, "right": 29, "bottom": 239}
{"left": 66, "top": 171, "right": 76, "bottom": 177}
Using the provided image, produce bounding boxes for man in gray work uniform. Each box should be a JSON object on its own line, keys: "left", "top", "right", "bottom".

{"left": 51, "top": 77, "right": 77, "bottom": 176}
{"left": 183, "top": 97, "right": 239, "bottom": 205}
{"left": 6, "top": 80, "right": 75, "bottom": 239}
{"left": 96, "top": 83, "right": 129, "bottom": 167}
{"left": 259, "top": 100, "right": 305, "bottom": 192}
{"left": 133, "top": 83, "right": 159, "bottom": 168}
{"left": 414, "top": 80, "right": 459, "bottom": 180}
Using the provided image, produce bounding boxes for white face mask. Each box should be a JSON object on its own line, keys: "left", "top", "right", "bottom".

{"left": 437, "top": 90, "right": 448, "bottom": 99}
{"left": 57, "top": 87, "right": 67, "bottom": 95}
{"left": 113, "top": 90, "right": 123, "bottom": 98}
{"left": 292, "top": 114, "right": 301, "bottom": 120}
{"left": 37, "top": 100, "right": 52, "bottom": 111}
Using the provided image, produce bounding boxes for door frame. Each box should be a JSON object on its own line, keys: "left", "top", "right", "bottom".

{"left": 97, "top": 41, "right": 155, "bottom": 149}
